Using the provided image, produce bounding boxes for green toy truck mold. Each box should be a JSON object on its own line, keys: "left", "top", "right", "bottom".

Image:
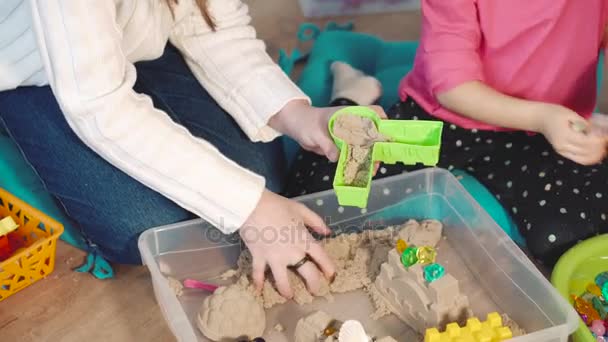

{"left": 329, "top": 107, "right": 443, "bottom": 208}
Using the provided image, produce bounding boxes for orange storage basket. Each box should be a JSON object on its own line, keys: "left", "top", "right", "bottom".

{"left": 0, "top": 187, "right": 64, "bottom": 301}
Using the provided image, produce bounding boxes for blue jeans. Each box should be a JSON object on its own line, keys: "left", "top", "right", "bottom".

{"left": 0, "top": 45, "right": 286, "bottom": 264}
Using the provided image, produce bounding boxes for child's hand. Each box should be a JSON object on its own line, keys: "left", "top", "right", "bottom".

{"left": 590, "top": 113, "right": 608, "bottom": 136}
{"left": 270, "top": 100, "right": 387, "bottom": 163}
{"left": 537, "top": 103, "right": 607, "bottom": 165}
{"left": 239, "top": 190, "right": 336, "bottom": 298}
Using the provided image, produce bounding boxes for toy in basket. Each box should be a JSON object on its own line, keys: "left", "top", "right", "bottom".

{"left": 0, "top": 187, "right": 64, "bottom": 301}
{"left": 328, "top": 106, "right": 442, "bottom": 208}
{"left": 0, "top": 216, "right": 19, "bottom": 260}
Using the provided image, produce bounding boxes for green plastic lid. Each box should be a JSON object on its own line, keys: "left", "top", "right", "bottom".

{"left": 328, "top": 107, "right": 443, "bottom": 208}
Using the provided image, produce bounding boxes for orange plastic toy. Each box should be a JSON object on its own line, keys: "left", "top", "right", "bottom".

{"left": 571, "top": 295, "right": 601, "bottom": 323}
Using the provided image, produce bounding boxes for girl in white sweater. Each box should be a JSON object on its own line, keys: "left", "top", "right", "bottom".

{"left": 0, "top": 0, "right": 382, "bottom": 298}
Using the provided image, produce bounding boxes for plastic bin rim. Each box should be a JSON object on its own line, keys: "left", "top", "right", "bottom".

{"left": 137, "top": 167, "right": 580, "bottom": 338}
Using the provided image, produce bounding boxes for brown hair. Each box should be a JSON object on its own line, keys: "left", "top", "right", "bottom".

{"left": 167, "top": 0, "right": 215, "bottom": 29}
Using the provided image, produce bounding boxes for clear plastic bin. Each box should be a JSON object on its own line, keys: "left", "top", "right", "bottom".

{"left": 138, "top": 168, "right": 579, "bottom": 342}
{"left": 298, "top": 0, "right": 420, "bottom": 17}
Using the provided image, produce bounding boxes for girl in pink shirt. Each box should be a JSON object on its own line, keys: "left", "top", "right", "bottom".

{"left": 397, "top": 0, "right": 608, "bottom": 265}
{"left": 289, "top": 0, "right": 608, "bottom": 266}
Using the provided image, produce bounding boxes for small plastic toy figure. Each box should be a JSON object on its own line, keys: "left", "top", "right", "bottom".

{"left": 424, "top": 263, "right": 445, "bottom": 283}
{"left": 416, "top": 246, "right": 437, "bottom": 265}
{"left": 596, "top": 272, "right": 608, "bottom": 288}
{"left": 591, "top": 320, "right": 607, "bottom": 337}
{"left": 0, "top": 216, "right": 18, "bottom": 261}
{"left": 588, "top": 283, "right": 604, "bottom": 297}
{"left": 323, "top": 319, "right": 342, "bottom": 337}
{"left": 396, "top": 239, "right": 408, "bottom": 254}
{"left": 400, "top": 247, "right": 418, "bottom": 268}
{"left": 572, "top": 295, "right": 601, "bottom": 322}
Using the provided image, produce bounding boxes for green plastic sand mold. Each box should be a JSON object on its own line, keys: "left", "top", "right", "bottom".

{"left": 328, "top": 106, "right": 443, "bottom": 208}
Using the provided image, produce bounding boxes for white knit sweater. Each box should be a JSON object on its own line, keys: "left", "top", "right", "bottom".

{"left": 0, "top": 0, "right": 309, "bottom": 234}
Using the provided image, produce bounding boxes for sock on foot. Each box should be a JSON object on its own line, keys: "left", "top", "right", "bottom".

{"left": 330, "top": 61, "right": 382, "bottom": 106}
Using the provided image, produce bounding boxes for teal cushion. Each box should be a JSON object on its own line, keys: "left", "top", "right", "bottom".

{"left": 280, "top": 25, "right": 527, "bottom": 245}
{"left": 297, "top": 30, "right": 418, "bottom": 109}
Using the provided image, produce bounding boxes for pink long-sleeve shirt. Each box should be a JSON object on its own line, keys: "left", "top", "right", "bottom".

{"left": 400, "top": 0, "right": 608, "bottom": 130}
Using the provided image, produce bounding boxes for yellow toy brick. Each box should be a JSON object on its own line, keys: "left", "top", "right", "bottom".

{"left": 424, "top": 312, "right": 513, "bottom": 342}
{"left": 0, "top": 216, "right": 18, "bottom": 236}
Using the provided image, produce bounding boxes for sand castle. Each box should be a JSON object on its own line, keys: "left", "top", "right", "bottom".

{"left": 196, "top": 220, "right": 478, "bottom": 341}
{"left": 374, "top": 249, "right": 473, "bottom": 334}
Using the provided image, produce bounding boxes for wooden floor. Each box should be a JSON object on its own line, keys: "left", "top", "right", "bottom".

{"left": 0, "top": 1, "right": 421, "bottom": 341}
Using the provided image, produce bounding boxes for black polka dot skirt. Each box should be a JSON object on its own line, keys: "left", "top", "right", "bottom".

{"left": 285, "top": 98, "right": 608, "bottom": 266}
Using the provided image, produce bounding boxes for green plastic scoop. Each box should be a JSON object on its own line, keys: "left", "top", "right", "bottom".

{"left": 328, "top": 106, "right": 443, "bottom": 207}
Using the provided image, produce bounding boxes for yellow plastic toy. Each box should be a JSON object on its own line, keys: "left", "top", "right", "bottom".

{"left": 424, "top": 312, "right": 513, "bottom": 342}
{"left": 0, "top": 216, "right": 18, "bottom": 235}
{"left": 0, "top": 188, "right": 64, "bottom": 301}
